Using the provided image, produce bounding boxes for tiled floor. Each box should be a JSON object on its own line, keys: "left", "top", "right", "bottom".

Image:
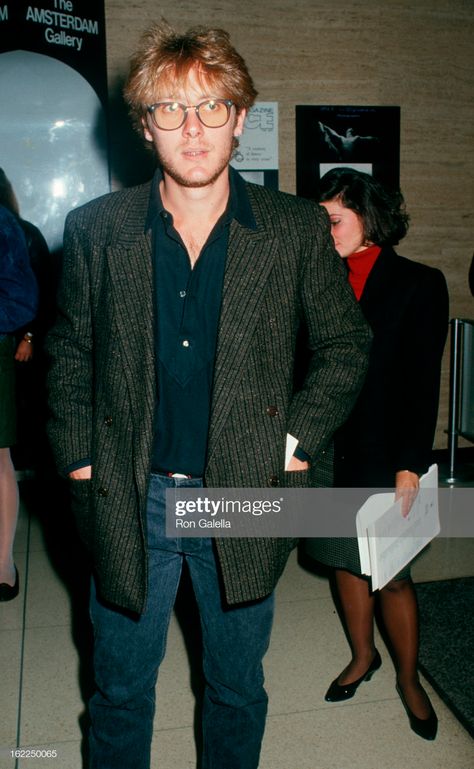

{"left": 1, "top": 480, "right": 473, "bottom": 769}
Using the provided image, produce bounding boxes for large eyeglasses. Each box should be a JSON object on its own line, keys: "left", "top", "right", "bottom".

{"left": 146, "top": 99, "right": 234, "bottom": 131}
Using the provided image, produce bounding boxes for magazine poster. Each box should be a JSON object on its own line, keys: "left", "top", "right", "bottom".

{"left": 231, "top": 102, "right": 279, "bottom": 189}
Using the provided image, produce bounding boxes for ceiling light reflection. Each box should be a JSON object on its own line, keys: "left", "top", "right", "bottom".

{"left": 51, "top": 178, "right": 67, "bottom": 198}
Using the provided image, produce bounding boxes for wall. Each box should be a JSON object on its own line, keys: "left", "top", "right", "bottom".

{"left": 104, "top": 0, "right": 474, "bottom": 448}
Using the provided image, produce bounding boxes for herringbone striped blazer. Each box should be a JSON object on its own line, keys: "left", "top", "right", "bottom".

{"left": 46, "top": 179, "right": 371, "bottom": 613}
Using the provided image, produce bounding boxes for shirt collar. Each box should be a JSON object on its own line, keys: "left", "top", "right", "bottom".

{"left": 145, "top": 165, "right": 257, "bottom": 232}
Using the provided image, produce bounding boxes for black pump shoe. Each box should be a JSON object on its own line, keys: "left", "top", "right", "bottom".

{"left": 0, "top": 566, "right": 19, "bottom": 602}
{"left": 325, "top": 650, "right": 382, "bottom": 702}
{"left": 396, "top": 683, "right": 438, "bottom": 740}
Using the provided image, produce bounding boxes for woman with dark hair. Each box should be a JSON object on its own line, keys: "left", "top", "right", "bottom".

{"left": 306, "top": 168, "right": 449, "bottom": 740}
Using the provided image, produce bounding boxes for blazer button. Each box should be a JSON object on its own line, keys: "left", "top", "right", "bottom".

{"left": 104, "top": 416, "right": 113, "bottom": 426}
{"left": 266, "top": 406, "right": 279, "bottom": 417}
{"left": 269, "top": 475, "right": 279, "bottom": 487}
{"left": 97, "top": 487, "right": 109, "bottom": 497}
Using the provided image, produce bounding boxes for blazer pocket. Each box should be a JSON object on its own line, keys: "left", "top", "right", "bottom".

{"left": 68, "top": 478, "right": 93, "bottom": 551}
{"left": 282, "top": 468, "right": 312, "bottom": 488}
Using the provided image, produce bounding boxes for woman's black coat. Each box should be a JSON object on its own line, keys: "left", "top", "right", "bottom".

{"left": 334, "top": 246, "right": 449, "bottom": 488}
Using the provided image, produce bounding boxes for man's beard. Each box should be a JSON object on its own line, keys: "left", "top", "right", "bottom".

{"left": 155, "top": 142, "right": 234, "bottom": 189}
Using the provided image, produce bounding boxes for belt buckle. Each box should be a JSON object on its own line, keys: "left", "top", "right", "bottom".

{"left": 167, "top": 472, "right": 192, "bottom": 479}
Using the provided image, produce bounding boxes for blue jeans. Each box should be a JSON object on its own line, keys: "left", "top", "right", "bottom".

{"left": 89, "top": 473, "right": 274, "bottom": 769}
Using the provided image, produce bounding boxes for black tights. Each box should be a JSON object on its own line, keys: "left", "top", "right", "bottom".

{"left": 334, "top": 568, "right": 432, "bottom": 718}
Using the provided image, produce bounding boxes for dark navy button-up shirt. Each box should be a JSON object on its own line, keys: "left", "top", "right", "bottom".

{"left": 147, "top": 167, "right": 256, "bottom": 477}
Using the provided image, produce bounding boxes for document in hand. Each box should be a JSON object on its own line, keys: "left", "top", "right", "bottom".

{"left": 356, "top": 465, "right": 439, "bottom": 591}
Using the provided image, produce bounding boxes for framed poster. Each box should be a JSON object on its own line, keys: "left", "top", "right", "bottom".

{"left": 296, "top": 105, "right": 400, "bottom": 199}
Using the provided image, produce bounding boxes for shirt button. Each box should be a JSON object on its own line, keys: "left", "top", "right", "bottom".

{"left": 182, "top": 340, "right": 190, "bottom": 347}
{"left": 179, "top": 290, "right": 186, "bottom": 298}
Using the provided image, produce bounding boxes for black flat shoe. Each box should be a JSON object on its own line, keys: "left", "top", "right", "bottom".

{"left": 396, "top": 683, "right": 438, "bottom": 740}
{"left": 0, "top": 566, "right": 19, "bottom": 602}
{"left": 325, "top": 650, "right": 382, "bottom": 702}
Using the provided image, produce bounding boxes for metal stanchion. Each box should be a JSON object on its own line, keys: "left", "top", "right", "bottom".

{"left": 445, "top": 319, "right": 462, "bottom": 484}
{"left": 444, "top": 318, "right": 474, "bottom": 485}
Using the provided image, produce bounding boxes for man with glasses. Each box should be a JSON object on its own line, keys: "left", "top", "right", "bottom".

{"left": 46, "top": 20, "right": 370, "bottom": 769}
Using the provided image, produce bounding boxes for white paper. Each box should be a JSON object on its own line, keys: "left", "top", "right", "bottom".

{"left": 355, "top": 493, "right": 398, "bottom": 575}
{"left": 356, "top": 465, "right": 439, "bottom": 590}
{"left": 284, "top": 434, "right": 298, "bottom": 470}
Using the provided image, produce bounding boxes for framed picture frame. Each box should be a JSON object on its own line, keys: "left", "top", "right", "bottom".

{"left": 296, "top": 105, "right": 400, "bottom": 198}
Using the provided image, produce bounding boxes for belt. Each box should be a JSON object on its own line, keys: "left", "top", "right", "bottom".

{"left": 166, "top": 472, "right": 193, "bottom": 479}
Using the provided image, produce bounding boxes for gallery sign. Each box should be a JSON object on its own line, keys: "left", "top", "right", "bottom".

{"left": 0, "top": 0, "right": 110, "bottom": 252}
{"left": 0, "top": 0, "right": 107, "bottom": 104}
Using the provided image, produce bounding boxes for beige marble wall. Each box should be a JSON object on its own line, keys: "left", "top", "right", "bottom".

{"left": 104, "top": 0, "right": 474, "bottom": 448}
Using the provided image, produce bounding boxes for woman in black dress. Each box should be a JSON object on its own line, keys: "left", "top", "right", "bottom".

{"left": 306, "top": 168, "right": 449, "bottom": 740}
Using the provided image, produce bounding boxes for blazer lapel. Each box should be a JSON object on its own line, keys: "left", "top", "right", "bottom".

{"left": 208, "top": 218, "right": 277, "bottom": 457}
{"left": 105, "top": 231, "right": 155, "bottom": 435}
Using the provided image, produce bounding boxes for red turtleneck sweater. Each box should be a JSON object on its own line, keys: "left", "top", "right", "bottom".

{"left": 346, "top": 245, "right": 381, "bottom": 300}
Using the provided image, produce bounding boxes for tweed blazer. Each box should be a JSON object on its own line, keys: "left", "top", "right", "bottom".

{"left": 46, "top": 179, "right": 371, "bottom": 613}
